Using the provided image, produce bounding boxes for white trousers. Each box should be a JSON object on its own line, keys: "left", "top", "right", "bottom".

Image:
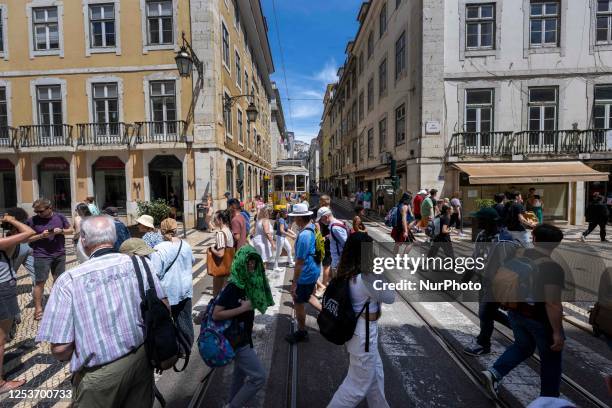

{"left": 328, "top": 320, "right": 389, "bottom": 408}
{"left": 274, "top": 235, "right": 293, "bottom": 268}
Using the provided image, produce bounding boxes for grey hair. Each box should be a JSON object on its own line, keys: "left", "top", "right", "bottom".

{"left": 80, "top": 215, "right": 117, "bottom": 248}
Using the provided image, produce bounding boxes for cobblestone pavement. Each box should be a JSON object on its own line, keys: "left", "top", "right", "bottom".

{"left": 0, "top": 228, "right": 214, "bottom": 408}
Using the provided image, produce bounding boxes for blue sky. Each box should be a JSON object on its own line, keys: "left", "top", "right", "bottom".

{"left": 261, "top": 0, "right": 362, "bottom": 142}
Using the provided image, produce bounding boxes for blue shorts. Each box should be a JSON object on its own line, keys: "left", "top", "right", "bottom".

{"left": 295, "top": 283, "right": 316, "bottom": 304}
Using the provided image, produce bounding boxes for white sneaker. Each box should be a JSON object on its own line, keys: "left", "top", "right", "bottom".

{"left": 580, "top": 235, "right": 586, "bottom": 242}
{"left": 288, "top": 262, "right": 295, "bottom": 268}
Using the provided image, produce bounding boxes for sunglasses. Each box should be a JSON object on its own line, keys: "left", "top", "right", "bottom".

{"left": 34, "top": 208, "right": 50, "bottom": 214}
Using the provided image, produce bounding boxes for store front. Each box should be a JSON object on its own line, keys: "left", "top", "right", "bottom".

{"left": 38, "top": 157, "right": 71, "bottom": 212}
{"left": 0, "top": 159, "right": 17, "bottom": 210}
{"left": 452, "top": 161, "right": 609, "bottom": 224}
{"left": 586, "top": 162, "right": 612, "bottom": 220}
{"left": 236, "top": 162, "right": 245, "bottom": 200}
{"left": 93, "top": 156, "right": 127, "bottom": 212}
{"left": 149, "top": 155, "right": 183, "bottom": 212}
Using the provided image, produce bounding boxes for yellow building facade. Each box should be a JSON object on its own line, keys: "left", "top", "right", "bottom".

{"left": 0, "top": 0, "right": 275, "bottom": 226}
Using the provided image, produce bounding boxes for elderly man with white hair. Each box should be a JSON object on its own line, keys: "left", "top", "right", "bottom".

{"left": 36, "top": 215, "right": 167, "bottom": 408}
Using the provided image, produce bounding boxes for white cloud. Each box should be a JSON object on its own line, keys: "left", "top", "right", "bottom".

{"left": 292, "top": 103, "right": 321, "bottom": 119}
{"left": 312, "top": 59, "right": 338, "bottom": 84}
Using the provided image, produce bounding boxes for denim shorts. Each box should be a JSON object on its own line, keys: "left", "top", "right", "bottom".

{"left": 33, "top": 255, "right": 66, "bottom": 283}
{"left": 295, "top": 283, "right": 316, "bottom": 304}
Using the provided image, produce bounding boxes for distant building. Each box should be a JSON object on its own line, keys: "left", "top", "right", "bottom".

{"left": 271, "top": 83, "right": 288, "bottom": 168}
{"left": 307, "top": 137, "right": 320, "bottom": 192}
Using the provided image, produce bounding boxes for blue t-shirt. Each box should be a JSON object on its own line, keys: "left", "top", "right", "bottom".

{"left": 275, "top": 218, "right": 287, "bottom": 237}
{"left": 295, "top": 224, "right": 321, "bottom": 285}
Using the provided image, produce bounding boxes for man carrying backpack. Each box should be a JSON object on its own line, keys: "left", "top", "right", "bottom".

{"left": 463, "top": 207, "right": 513, "bottom": 356}
{"left": 316, "top": 207, "right": 348, "bottom": 278}
{"left": 286, "top": 203, "right": 323, "bottom": 344}
{"left": 36, "top": 216, "right": 168, "bottom": 407}
{"left": 482, "top": 224, "right": 566, "bottom": 398}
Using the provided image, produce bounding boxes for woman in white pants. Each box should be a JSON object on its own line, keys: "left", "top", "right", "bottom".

{"left": 251, "top": 207, "right": 275, "bottom": 264}
{"left": 273, "top": 209, "right": 296, "bottom": 271}
{"left": 328, "top": 232, "right": 395, "bottom": 408}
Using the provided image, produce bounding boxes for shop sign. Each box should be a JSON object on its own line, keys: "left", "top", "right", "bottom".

{"left": 0, "top": 159, "right": 14, "bottom": 171}
{"left": 39, "top": 157, "right": 69, "bottom": 171}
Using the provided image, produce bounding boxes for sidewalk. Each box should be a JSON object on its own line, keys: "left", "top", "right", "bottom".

{"left": 0, "top": 228, "right": 215, "bottom": 408}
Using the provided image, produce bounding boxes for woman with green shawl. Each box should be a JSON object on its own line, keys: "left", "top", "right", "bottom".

{"left": 212, "top": 245, "right": 274, "bottom": 407}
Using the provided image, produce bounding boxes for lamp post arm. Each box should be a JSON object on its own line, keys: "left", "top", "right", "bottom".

{"left": 181, "top": 32, "right": 203, "bottom": 76}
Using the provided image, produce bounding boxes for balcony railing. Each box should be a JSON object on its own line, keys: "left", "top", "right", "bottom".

{"left": 0, "top": 127, "right": 18, "bottom": 148}
{"left": 135, "top": 120, "right": 186, "bottom": 144}
{"left": 448, "top": 132, "right": 514, "bottom": 156}
{"left": 581, "top": 129, "right": 612, "bottom": 153}
{"left": 76, "top": 122, "right": 130, "bottom": 146}
{"left": 19, "top": 124, "right": 73, "bottom": 147}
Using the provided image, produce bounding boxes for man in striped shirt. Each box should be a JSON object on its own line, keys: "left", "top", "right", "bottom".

{"left": 36, "top": 216, "right": 167, "bottom": 407}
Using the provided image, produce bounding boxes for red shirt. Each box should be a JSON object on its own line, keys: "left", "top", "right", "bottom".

{"left": 413, "top": 194, "right": 424, "bottom": 216}
{"left": 231, "top": 213, "right": 247, "bottom": 249}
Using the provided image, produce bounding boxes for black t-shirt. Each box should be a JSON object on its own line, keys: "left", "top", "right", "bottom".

{"left": 522, "top": 249, "right": 565, "bottom": 326}
{"left": 506, "top": 202, "right": 526, "bottom": 232}
{"left": 318, "top": 221, "right": 330, "bottom": 238}
{"left": 436, "top": 215, "right": 451, "bottom": 241}
{"left": 216, "top": 283, "right": 254, "bottom": 348}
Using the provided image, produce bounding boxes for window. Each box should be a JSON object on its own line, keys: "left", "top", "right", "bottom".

{"left": 396, "top": 0, "right": 402, "bottom": 9}
{"left": 379, "top": 3, "right": 387, "bottom": 38}
{"left": 367, "top": 31, "right": 374, "bottom": 59}
{"left": 0, "top": 87, "right": 7, "bottom": 129}
{"left": 93, "top": 83, "right": 119, "bottom": 135}
{"left": 237, "top": 109, "right": 244, "bottom": 143}
{"left": 235, "top": 51, "right": 242, "bottom": 88}
{"left": 528, "top": 87, "right": 557, "bottom": 146}
{"left": 465, "top": 89, "right": 494, "bottom": 147}
{"left": 379, "top": 117, "right": 387, "bottom": 152}
{"left": 358, "top": 91, "right": 364, "bottom": 122}
{"left": 358, "top": 53, "right": 364, "bottom": 76}
{"left": 367, "top": 78, "right": 374, "bottom": 111}
{"left": 233, "top": 0, "right": 240, "bottom": 28}
{"left": 596, "top": 0, "right": 612, "bottom": 43}
{"left": 296, "top": 175, "right": 306, "bottom": 192}
{"left": 593, "top": 85, "right": 612, "bottom": 128}
{"left": 146, "top": 1, "right": 173, "bottom": 45}
{"left": 352, "top": 139, "right": 358, "bottom": 163}
{"left": 226, "top": 160, "right": 234, "bottom": 194}
{"left": 283, "top": 175, "right": 295, "bottom": 191}
{"left": 395, "top": 104, "right": 406, "bottom": 145}
{"left": 37, "top": 85, "right": 63, "bottom": 137}
{"left": 150, "top": 81, "right": 176, "bottom": 135}
{"left": 223, "top": 92, "right": 232, "bottom": 135}
{"left": 395, "top": 31, "right": 406, "bottom": 80}
{"left": 379, "top": 58, "right": 387, "bottom": 97}
{"left": 245, "top": 71, "right": 249, "bottom": 92}
{"left": 465, "top": 3, "right": 495, "bottom": 49}
{"left": 33, "top": 7, "right": 59, "bottom": 51}
{"left": 89, "top": 4, "right": 115, "bottom": 48}
{"left": 222, "top": 22, "right": 230, "bottom": 67}
{"left": 367, "top": 128, "right": 374, "bottom": 158}
{"left": 529, "top": 1, "right": 559, "bottom": 47}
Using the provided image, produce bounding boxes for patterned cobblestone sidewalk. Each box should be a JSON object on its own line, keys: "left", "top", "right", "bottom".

{"left": 0, "top": 229, "right": 214, "bottom": 408}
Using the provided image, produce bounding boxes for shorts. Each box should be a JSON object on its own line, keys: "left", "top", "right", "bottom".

{"left": 295, "top": 283, "right": 316, "bottom": 304}
{"left": 34, "top": 255, "right": 66, "bottom": 283}
{"left": 0, "top": 280, "right": 19, "bottom": 320}
{"left": 322, "top": 239, "right": 332, "bottom": 267}
{"left": 391, "top": 227, "right": 414, "bottom": 243}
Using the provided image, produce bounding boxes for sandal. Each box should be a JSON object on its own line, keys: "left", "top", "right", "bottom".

{"left": 34, "top": 310, "right": 44, "bottom": 321}
{"left": 0, "top": 379, "right": 25, "bottom": 394}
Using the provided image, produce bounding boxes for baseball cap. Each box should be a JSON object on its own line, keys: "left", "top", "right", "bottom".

{"left": 316, "top": 206, "right": 332, "bottom": 222}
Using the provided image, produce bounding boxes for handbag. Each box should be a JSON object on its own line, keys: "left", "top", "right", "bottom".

{"left": 207, "top": 232, "right": 234, "bottom": 277}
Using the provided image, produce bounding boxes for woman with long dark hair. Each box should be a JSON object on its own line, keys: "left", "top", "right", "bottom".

{"left": 328, "top": 232, "right": 395, "bottom": 408}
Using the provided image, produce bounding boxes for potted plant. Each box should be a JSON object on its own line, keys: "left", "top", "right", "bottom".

{"left": 131, "top": 199, "right": 171, "bottom": 237}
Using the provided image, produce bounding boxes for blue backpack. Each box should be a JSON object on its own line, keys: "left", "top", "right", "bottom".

{"left": 197, "top": 295, "right": 236, "bottom": 368}
{"left": 385, "top": 206, "right": 399, "bottom": 227}
{"left": 240, "top": 210, "right": 251, "bottom": 235}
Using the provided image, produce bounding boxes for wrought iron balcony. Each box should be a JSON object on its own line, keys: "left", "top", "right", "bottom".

{"left": 76, "top": 122, "right": 131, "bottom": 146}
{"left": 0, "top": 127, "right": 18, "bottom": 148}
{"left": 513, "top": 130, "right": 583, "bottom": 155}
{"left": 19, "top": 124, "right": 73, "bottom": 147}
{"left": 448, "top": 132, "right": 514, "bottom": 156}
{"left": 135, "top": 120, "right": 187, "bottom": 144}
{"left": 580, "top": 129, "right": 612, "bottom": 153}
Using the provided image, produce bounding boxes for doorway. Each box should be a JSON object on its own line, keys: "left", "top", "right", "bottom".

{"left": 38, "top": 157, "right": 72, "bottom": 212}
{"left": 0, "top": 159, "right": 17, "bottom": 210}
{"left": 149, "top": 155, "right": 183, "bottom": 212}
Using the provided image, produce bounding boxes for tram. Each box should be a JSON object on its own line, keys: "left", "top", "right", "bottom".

{"left": 271, "top": 159, "right": 309, "bottom": 212}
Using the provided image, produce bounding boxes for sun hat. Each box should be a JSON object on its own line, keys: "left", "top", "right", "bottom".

{"left": 119, "top": 238, "right": 156, "bottom": 256}
{"left": 316, "top": 206, "right": 332, "bottom": 222}
{"left": 160, "top": 218, "right": 178, "bottom": 233}
{"left": 136, "top": 214, "right": 155, "bottom": 229}
{"left": 288, "top": 202, "right": 313, "bottom": 217}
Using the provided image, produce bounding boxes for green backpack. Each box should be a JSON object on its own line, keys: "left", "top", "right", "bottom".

{"left": 303, "top": 224, "right": 325, "bottom": 264}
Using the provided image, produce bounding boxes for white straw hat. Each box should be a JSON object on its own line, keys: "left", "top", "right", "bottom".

{"left": 136, "top": 214, "right": 155, "bottom": 229}
{"left": 288, "top": 203, "right": 313, "bottom": 217}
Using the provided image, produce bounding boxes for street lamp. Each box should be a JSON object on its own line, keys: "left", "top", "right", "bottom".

{"left": 246, "top": 101, "right": 259, "bottom": 123}
{"left": 225, "top": 94, "right": 259, "bottom": 124}
{"left": 174, "top": 32, "right": 203, "bottom": 78}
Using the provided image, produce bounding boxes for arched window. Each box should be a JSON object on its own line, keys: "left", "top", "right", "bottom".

{"left": 225, "top": 159, "right": 234, "bottom": 196}
{"left": 248, "top": 166, "right": 252, "bottom": 198}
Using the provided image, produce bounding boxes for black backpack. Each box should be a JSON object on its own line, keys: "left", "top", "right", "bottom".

{"left": 131, "top": 256, "right": 186, "bottom": 406}
{"left": 317, "top": 277, "right": 371, "bottom": 351}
